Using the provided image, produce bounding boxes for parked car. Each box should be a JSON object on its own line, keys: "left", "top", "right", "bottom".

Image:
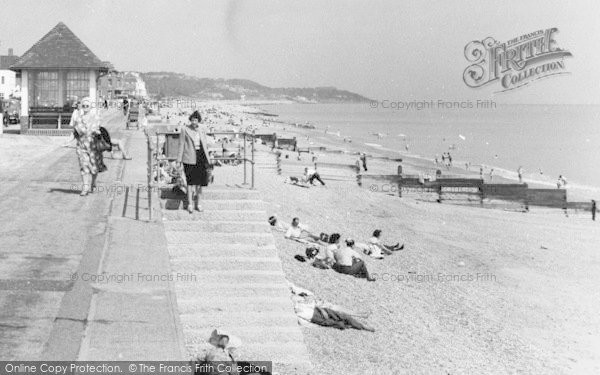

{"left": 2, "top": 99, "right": 20, "bottom": 125}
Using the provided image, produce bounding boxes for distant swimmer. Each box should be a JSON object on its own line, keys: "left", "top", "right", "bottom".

{"left": 489, "top": 168, "right": 494, "bottom": 181}
{"left": 405, "top": 144, "right": 409, "bottom": 151}
{"left": 479, "top": 166, "right": 484, "bottom": 177}
{"left": 434, "top": 155, "right": 439, "bottom": 165}
{"left": 371, "top": 132, "right": 386, "bottom": 139}
{"left": 539, "top": 168, "right": 544, "bottom": 175}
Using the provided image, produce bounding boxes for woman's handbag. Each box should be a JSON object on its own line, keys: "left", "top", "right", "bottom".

{"left": 96, "top": 127, "right": 112, "bottom": 152}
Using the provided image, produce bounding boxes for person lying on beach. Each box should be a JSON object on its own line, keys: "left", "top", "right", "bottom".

{"left": 331, "top": 238, "right": 376, "bottom": 282}
{"left": 268, "top": 215, "right": 289, "bottom": 233}
{"left": 191, "top": 329, "right": 274, "bottom": 375}
{"left": 290, "top": 283, "right": 374, "bottom": 331}
{"left": 284, "top": 217, "right": 321, "bottom": 243}
{"left": 283, "top": 176, "right": 310, "bottom": 188}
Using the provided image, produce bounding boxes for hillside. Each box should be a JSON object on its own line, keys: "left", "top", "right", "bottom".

{"left": 140, "top": 72, "right": 370, "bottom": 103}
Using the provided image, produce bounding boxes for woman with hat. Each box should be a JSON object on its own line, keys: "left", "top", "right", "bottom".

{"left": 72, "top": 97, "right": 106, "bottom": 196}
{"left": 177, "top": 110, "right": 212, "bottom": 213}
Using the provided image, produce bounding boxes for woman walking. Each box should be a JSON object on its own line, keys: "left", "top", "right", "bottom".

{"left": 73, "top": 97, "right": 106, "bottom": 196}
{"left": 177, "top": 110, "right": 212, "bottom": 213}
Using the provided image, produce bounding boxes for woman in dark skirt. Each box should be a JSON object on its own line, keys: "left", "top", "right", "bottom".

{"left": 177, "top": 111, "right": 212, "bottom": 213}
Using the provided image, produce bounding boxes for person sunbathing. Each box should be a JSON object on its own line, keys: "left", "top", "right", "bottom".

{"left": 290, "top": 283, "right": 374, "bottom": 332}
{"left": 365, "top": 229, "right": 404, "bottom": 257}
{"left": 283, "top": 217, "right": 321, "bottom": 243}
{"left": 331, "top": 237, "right": 375, "bottom": 282}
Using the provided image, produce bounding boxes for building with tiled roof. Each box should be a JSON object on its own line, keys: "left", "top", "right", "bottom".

{"left": 0, "top": 49, "right": 20, "bottom": 99}
{"left": 9, "top": 22, "right": 111, "bottom": 134}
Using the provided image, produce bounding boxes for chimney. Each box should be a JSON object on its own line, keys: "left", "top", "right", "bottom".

{"left": 8, "top": 48, "right": 13, "bottom": 56}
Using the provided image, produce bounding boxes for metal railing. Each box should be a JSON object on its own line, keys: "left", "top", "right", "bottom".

{"left": 146, "top": 129, "right": 257, "bottom": 191}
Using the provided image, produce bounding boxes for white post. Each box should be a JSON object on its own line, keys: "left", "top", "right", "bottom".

{"left": 21, "top": 71, "right": 29, "bottom": 117}
{"left": 89, "top": 70, "right": 97, "bottom": 107}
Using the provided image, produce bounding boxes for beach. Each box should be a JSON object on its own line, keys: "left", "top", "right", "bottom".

{"left": 259, "top": 103, "right": 600, "bottom": 201}
{"left": 155, "top": 102, "right": 600, "bottom": 374}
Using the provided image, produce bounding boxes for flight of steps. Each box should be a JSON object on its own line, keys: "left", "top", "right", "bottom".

{"left": 160, "top": 187, "right": 312, "bottom": 374}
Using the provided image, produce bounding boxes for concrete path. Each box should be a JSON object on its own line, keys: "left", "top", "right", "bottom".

{"left": 160, "top": 164, "right": 313, "bottom": 374}
{"left": 0, "top": 110, "right": 125, "bottom": 359}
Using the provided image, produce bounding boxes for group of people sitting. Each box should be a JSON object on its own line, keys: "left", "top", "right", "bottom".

{"left": 269, "top": 216, "right": 404, "bottom": 282}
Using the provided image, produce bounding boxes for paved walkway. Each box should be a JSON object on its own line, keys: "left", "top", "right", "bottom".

{"left": 0, "top": 110, "right": 124, "bottom": 359}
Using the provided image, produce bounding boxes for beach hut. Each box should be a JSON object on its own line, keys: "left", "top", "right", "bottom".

{"left": 9, "top": 22, "right": 110, "bottom": 135}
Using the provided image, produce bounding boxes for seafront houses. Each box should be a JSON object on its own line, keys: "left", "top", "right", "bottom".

{"left": 0, "top": 49, "right": 20, "bottom": 100}
{"left": 98, "top": 71, "right": 148, "bottom": 101}
{"left": 9, "top": 22, "right": 111, "bottom": 135}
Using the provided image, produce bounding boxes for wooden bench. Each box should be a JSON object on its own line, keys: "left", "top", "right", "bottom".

{"left": 276, "top": 137, "right": 297, "bottom": 151}
{"left": 29, "top": 108, "right": 73, "bottom": 129}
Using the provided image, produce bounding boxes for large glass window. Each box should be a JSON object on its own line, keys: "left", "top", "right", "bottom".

{"left": 65, "top": 71, "right": 89, "bottom": 107}
{"left": 30, "top": 71, "right": 59, "bottom": 107}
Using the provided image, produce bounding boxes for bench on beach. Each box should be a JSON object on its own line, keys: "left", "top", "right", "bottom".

{"left": 276, "top": 137, "right": 297, "bottom": 151}
{"left": 28, "top": 107, "right": 73, "bottom": 129}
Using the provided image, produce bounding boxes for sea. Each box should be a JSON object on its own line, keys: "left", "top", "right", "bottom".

{"left": 263, "top": 103, "right": 600, "bottom": 196}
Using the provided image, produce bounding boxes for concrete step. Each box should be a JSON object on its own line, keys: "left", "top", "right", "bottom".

{"left": 167, "top": 244, "right": 278, "bottom": 258}
{"left": 180, "top": 312, "right": 299, "bottom": 330}
{"left": 177, "top": 296, "right": 294, "bottom": 314}
{"left": 199, "top": 199, "right": 266, "bottom": 211}
{"left": 161, "top": 188, "right": 262, "bottom": 201}
{"left": 171, "top": 271, "right": 286, "bottom": 286}
{"left": 162, "top": 209, "right": 266, "bottom": 222}
{"left": 170, "top": 257, "right": 283, "bottom": 272}
{"left": 160, "top": 199, "right": 266, "bottom": 211}
{"left": 165, "top": 232, "right": 274, "bottom": 246}
{"left": 174, "top": 282, "right": 289, "bottom": 299}
{"left": 164, "top": 220, "right": 270, "bottom": 233}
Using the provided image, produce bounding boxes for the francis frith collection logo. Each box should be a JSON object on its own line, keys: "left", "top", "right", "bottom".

{"left": 463, "top": 28, "right": 572, "bottom": 92}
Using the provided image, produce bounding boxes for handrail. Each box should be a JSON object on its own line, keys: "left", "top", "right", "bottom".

{"left": 147, "top": 128, "right": 257, "bottom": 190}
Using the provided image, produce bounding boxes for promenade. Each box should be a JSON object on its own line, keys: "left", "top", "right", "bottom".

{"left": 0, "top": 110, "right": 184, "bottom": 361}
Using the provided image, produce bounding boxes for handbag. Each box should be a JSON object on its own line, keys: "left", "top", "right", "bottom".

{"left": 96, "top": 127, "right": 112, "bottom": 152}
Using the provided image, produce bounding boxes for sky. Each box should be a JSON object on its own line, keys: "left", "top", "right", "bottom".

{"left": 1, "top": 0, "right": 599, "bottom": 104}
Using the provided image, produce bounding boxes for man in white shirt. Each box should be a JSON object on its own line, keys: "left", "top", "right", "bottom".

{"left": 284, "top": 217, "right": 320, "bottom": 243}
{"left": 303, "top": 167, "right": 325, "bottom": 185}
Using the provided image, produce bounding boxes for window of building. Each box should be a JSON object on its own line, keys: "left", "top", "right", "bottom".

{"left": 65, "top": 71, "right": 89, "bottom": 107}
{"left": 30, "top": 71, "right": 59, "bottom": 107}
